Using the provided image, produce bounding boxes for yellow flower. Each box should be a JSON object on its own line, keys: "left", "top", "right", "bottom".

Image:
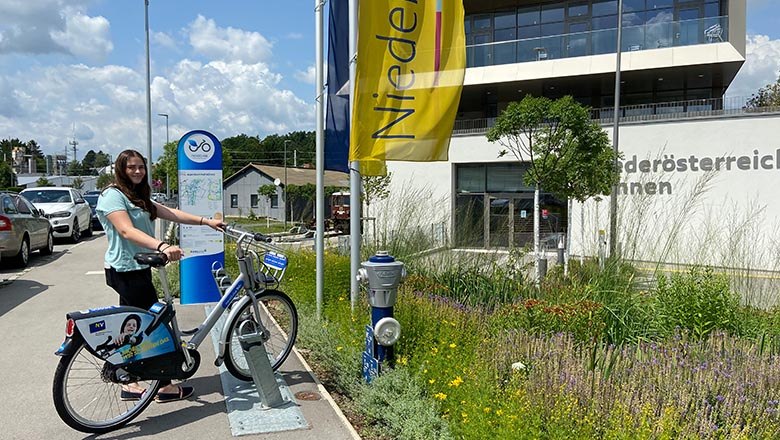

{"left": 428, "top": 378, "right": 436, "bottom": 384}
{"left": 431, "top": 347, "right": 439, "bottom": 354}
{"left": 496, "top": 409, "right": 504, "bottom": 416}
{"left": 398, "top": 356, "right": 408, "bottom": 365}
{"left": 448, "top": 376, "right": 463, "bottom": 387}
{"left": 449, "top": 343, "right": 457, "bottom": 349}
{"left": 423, "top": 369, "right": 428, "bottom": 374}
{"left": 338, "top": 296, "right": 345, "bottom": 301}
{"left": 483, "top": 407, "right": 491, "bottom": 413}
{"left": 434, "top": 392, "right": 447, "bottom": 400}
{"left": 336, "top": 346, "right": 343, "bottom": 351}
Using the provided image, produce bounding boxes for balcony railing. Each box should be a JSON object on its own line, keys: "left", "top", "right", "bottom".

{"left": 467, "top": 16, "right": 728, "bottom": 68}
{"left": 452, "top": 96, "right": 780, "bottom": 136}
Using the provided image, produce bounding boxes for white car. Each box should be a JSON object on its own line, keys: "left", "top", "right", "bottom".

{"left": 20, "top": 187, "right": 93, "bottom": 242}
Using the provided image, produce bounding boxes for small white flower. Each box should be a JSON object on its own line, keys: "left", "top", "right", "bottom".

{"left": 511, "top": 361, "right": 527, "bottom": 371}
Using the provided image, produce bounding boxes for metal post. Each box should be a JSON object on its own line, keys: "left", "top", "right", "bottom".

{"left": 349, "top": 0, "right": 361, "bottom": 312}
{"left": 144, "top": 0, "right": 153, "bottom": 186}
{"left": 609, "top": 0, "right": 623, "bottom": 259}
{"left": 314, "top": 0, "right": 325, "bottom": 319}
{"left": 283, "top": 139, "right": 290, "bottom": 229}
{"left": 158, "top": 113, "right": 169, "bottom": 197}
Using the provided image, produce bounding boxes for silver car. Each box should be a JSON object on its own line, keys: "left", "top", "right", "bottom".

{"left": 20, "top": 187, "right": 93, "bottom": 242}
{"left": 0, "top": 192, "right": 54, "bottom": 267}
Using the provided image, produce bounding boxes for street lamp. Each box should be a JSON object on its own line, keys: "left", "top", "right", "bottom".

{"left": 144, "top": 0, "right": 153, "bottom": 186}
{"left": 283, "top": 139, "right": 290, "bottom": 229}
{"left": 158, "top": 113, "right": 169, "bottom": 197}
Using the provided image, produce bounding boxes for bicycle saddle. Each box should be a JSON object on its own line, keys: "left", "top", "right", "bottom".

{"left": 134, "top": 252, "right": 168, "bottom": 267}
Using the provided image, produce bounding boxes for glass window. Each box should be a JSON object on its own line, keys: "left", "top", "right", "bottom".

{"left": 230, "top": 194, "right": 238, "bottom": 208}
{"left": 647, "top": 0, "right": 673, "bottom": 9}
{"left": 592, "top": 15, "right": 617, "bottom": 30}
{"left": 494, "top": 29, "right": 517, "bottom": 64}
{"left": 592, "top": 0, "right": 617, "bottom": 16}
{"left": 455, "top": 194, "right": 484, "bottom": 247}
{"left": 592, "top": 26, "right": 617, "bottom": 54}
{"left": 487, "top": 163, "right": 528, "bottom": 192}
{"left": 250, "top": 194, "right": 259, "bottom": 208}
{"left": 518, "top": 6, "right": 541, "bottom": 26}
{"left": 14, "top": 196, "right": 32, "bottom": 214}
{"left": 568, "top": 2, "right": 590, "bottom": 18}
{"left": 704, "top": 2, "right": 720, "bottom": 18}
{"left": 624, "top": 0, "right": 645, "bottom": 12}
{"left": 622, "top": 11, "right": 646, "bottom": 27}
{"left": 457, "top": 165, "right": 485, "bottom": 193}
{"left": 3, "top": 196, "right": 17, "bottom": 214}
{"left": 494, "top": 28, "right": 516, "bottom": 42}
{"left": 270, "top": 195, "right": 279, "bottom": 209}
{"left": 518, "top": 25, "right": 541, "bottom": 39}
{"left": 473, "top": 15, "right": 491, "bottom": 31}
{"left": 542, "top": 21, "right": 565, "bottom": 37}
{"left": 541, "top": 4, "right": 565, "bottom": 23}
{"left": 494, "top": 11, "right": 516, "bottom": 29}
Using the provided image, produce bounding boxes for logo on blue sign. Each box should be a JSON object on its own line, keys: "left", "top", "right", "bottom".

{"left": 89, "top": 320, "right": 106, "bottom": 333}
{"left": 263, "top": 252, "right": 288, "bottom": 270}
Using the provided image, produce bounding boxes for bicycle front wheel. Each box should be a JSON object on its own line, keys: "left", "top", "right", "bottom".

{"left": 223, "top": 290, "right": 298, "bottom": 381}
{"left": 52, "top": 340, "right": 161, "bottom": 433}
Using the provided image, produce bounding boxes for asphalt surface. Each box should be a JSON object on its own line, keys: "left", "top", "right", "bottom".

{"left": 0, "top": 233, "right": 360, "bottom": 440}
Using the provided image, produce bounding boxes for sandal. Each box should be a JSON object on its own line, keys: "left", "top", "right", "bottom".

{"left": 120, "top": 389, "right": 145, "bottom": 401}
{"left": 155, "top": 386, "right": 194, "bottom": 403}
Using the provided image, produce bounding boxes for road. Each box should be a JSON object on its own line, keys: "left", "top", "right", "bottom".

{"left": 0, "top": 232, "right": 359, "bottom": 440}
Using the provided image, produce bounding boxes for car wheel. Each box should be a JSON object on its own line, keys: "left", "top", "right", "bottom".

{"left": 12, "top": 237, "right": 30, "bottom": 268}
{"left": 71, "top": 219, "right": 81, "bottom": 243}
{"left": 40, "top": 230, "right": 54, "bottom": 256}
{"left": 84, "top": 218, "right": 94, "bottom": 237}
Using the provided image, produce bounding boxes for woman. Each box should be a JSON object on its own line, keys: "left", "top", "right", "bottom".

{"left": 97, "top": 149, "right": 224, "bottom": 403}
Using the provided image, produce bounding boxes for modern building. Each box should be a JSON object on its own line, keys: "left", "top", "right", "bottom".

{"left": 382, "top": 0, "right": 780, "bottom": 275}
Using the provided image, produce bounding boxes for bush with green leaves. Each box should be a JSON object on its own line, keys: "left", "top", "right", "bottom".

{"left": 655, "top": 266, "right": 741, "bottom": 339}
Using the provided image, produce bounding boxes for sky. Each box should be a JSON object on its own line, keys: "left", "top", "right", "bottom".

{"left": 0, "top": 0, "right": 779, "bottom": 163}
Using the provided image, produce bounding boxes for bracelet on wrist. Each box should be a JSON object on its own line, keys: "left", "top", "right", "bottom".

{"left": 156, "top": 242, "right": 167, "bottom": 252}
{"left": 199, "top": 217, "right": 204, "bottom": 226}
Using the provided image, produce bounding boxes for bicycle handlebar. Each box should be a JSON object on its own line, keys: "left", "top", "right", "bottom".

{"left": 223, "top": 225, "right": 272, "bottom": 243}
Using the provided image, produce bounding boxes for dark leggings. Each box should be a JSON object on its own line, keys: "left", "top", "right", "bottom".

{"left": 105, "top": 266, "right": 170, "bottom": 387}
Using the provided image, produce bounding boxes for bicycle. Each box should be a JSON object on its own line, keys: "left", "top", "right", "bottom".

{"left": 51, "top": 225, "right": 298, "bottom": 433}
{"left": 187, "top": 138, "right": 212, "bottom": 152}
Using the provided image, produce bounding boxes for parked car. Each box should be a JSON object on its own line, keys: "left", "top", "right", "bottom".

{"left": 152, "top": 192, "right": 167, "bottom": 203}
{"left": 0, "top": 192, "right": 54, "bottom": 267}
{"left": 20, "top": 187, "right": 93, "bottom": 242}
{"left": 83, "top": 193, "right": 102, "bottom": 231}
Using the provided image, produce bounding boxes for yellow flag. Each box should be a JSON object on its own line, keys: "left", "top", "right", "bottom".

{"left": 350, "top": 0, "right": 465, "bottom": 176}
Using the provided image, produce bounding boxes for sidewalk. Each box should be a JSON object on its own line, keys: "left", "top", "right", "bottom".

{"left": 0, "top": 234, "right": 359, "bottom": 439}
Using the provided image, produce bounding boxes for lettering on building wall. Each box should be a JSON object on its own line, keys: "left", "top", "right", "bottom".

{"left": 617, "top": 148, "right": 780, "bottom": 196}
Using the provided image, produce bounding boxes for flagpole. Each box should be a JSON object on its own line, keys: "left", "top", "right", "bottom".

{"left": 349, "top": 0, "right": 361, "bottom": 312}
{"left": 314, "top": 0, "right": 325, "bottom": 319}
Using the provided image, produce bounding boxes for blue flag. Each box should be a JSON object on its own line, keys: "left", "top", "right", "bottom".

{"left": 325, "top": 0, "right": 349, "bottom": 173}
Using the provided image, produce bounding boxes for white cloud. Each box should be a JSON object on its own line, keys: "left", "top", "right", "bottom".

{"left": 0, "top": 1, "right": 111, "bottom": 60}
{"left": 187, "top": 15, "right": 273, "bottom": 63}
{"left": 153, "top": 31, "right": 178, "bottom": 51}
{"left": 294, "top": 65, "right": 316, "bottom": 85}
{"left": 50, "top": 8, "right": 113, "bottom": 61}
{"left": 726, "top": 34, "right": 780, "bottom": 98}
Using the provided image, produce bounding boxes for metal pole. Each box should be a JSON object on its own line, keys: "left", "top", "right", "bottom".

{"left": 609, "top": 0, "right": 623, "bottom": 259}
{"left": 349, "top": 0, "right": 361, "bottom": 312}
{"left": 144, "top": 0, "right": 153, "bottom": 186}
{"left": 284, "top": 139, "right": 290, "bottom": 229}
{"left": 314, "top": 0, "right": 325, "bottom": 319}
{"left": 158, "top": 113, "right": 169, "bottom": 197}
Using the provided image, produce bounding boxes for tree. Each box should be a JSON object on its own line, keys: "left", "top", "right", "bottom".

{"left": 487, "top": 95, "right": 618, "bottom": 282}
{"left": 155, "top": 141, "right": 178, "bottom": 192}
{"left": 258, "top": 184, "right": 277, "bottom": 220}
{"left": 97, "top": 173, "right": 114, "bottom": 189}
{"left": 0, "top": 161, "right": 14, "bottom": 187}
{"left": 745, "top": 74, "right": 780, "bottom": 109}
{"left": 362, "top": 172, "right": 393, "bottom": 219}
{"left": 71, "top": 177, "right": 84, "bottom": 190}
{"left": 36, "top": 177, "right": 52, "bottom": 187}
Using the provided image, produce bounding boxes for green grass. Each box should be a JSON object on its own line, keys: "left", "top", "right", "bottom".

{"left": 275, "top": 248, "right": 780, "bottom": 439}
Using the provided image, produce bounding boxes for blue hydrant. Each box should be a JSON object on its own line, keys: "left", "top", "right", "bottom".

{"left": 357, "top": 251, "right": 406, "bottom": 382}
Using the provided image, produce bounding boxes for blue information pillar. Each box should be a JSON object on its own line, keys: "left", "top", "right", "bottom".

{"left": 177, "top": 130, "right": 224, "bottom": 304}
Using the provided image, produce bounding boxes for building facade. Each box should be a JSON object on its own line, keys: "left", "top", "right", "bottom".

{"left": 382, "top": 0, "right": 780, "bottom": 273}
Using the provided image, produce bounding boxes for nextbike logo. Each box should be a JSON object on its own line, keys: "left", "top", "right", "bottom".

{"left": 89, "top": 320, "right": 106, "bottom": 333}
{"left": 183, "top": 133, "right": 214, "bottom": 163}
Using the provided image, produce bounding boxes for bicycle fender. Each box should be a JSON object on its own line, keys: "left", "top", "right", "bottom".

{"left": 55, "top": 335, "right": 82, "bottom": 356}
{"left": 216, "top": 294, "right": 255, "bottom": 360}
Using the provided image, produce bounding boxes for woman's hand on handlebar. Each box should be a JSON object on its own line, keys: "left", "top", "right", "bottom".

{"left": 162, "top": 244, "right": 183, "bottom": 262}
{"left": 202, "top": 217, "right": 226, "bottom": 232}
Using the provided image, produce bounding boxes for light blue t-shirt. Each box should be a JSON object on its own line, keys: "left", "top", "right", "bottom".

{"left": 96, "top": 187, "right": 155, "bottom": 272}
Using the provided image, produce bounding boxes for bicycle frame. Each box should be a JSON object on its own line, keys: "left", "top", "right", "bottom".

{"left": 155, "top": 226, "right": 284, "bottom": 369}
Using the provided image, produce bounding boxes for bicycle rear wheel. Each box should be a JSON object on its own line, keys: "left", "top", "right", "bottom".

{"left": 52, "top": 340, "right": 161, "bottom": 433}
{"left": 223, "top": 290, "right": 298, "bottom": 381}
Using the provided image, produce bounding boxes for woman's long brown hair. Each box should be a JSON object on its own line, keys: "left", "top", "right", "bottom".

{"left": 112, "top": 149, "right": 157, "bottom": 220}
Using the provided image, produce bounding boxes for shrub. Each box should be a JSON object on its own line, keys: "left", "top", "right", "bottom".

{"left": 655, "top": 266, "right": 741, "bottom": 339}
